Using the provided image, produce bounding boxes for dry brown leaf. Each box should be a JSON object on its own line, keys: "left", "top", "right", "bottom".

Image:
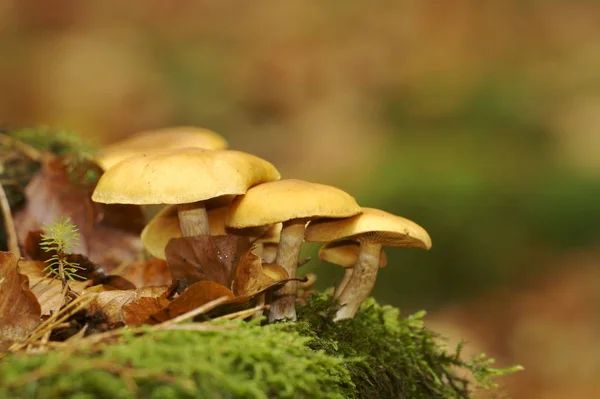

{"left": 0, "top": 252, "right": 41, "bottom": 350}
{"left": 13, "top": 156, "right": 98, "bottom": 254}
{"left": 87, "top": 286, "right": 168, "bottom": 324}
{"left": 165, "top": 235, "right": 250, "bottom": 291}
{"left": 14, "top": 154, "right": 144, "bottom": 269}
{"left": 86, "top": 224, "right": 143, "bottom": 272}
{"left": 17, "top": 260, "right": 90, "bottom": 316}
{"left": 148, "top": 281, "right": 237, "bottom": 324}
{"left": 96, "top": 203, "right": 145, "bottom": 235}
{"left": 117, "top": 258, "right": 172, "bottom": 288}
{"left": 232, "top": 250, "right": 289, "bottom": 296}
{"left": 122, "top": 296, "right": 171, "bottom": 326}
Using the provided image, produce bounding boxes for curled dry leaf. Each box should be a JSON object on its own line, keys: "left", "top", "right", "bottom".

{"left": 17, "top": 260, "right": 90, "bottom": 316}
{"left": 232, "top": 251, "right": 289, "bottom": 296}
{"left": 87, "top": 286, "right": 169, "bottom": 325}
{"left": 0, "top": 252, "right": 41, "bottom": 350}
{"left": 165, "top": 235, "right": 250, "bottom": 291}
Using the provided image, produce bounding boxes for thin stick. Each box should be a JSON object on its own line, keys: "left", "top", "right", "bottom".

{"left": 0, "top": 183, "right": 20, "bottom": 256}
{"left": 154, "top": 296, "right": 231, "bottom": 329}
{"left": 214, "top": 304, "right": 269, "bottom": 321}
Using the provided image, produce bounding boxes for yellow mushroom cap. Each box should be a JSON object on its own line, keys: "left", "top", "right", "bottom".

{"left": 97, "top": 127, "right": 228, "bottom": 170}
{"left": 92, "top": 148, "right": 281, "bottom": 205}
{"left": 306, "top": 207, "right": 432, "bottom": 249}
{"left": 226, "top": 179, "right": 361, "bottom": 228}
{"left": 319, "top": 240, "right": 388, "bottom": 268}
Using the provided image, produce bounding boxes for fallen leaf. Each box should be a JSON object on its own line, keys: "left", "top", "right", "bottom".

{"left": 14, "top": 154, "right": 144, "bottom": 269}
{"left": 122, "top": 296, "right": 171, "bottom": 326}
{"left": 86, "top": 224, "right": 143, "bottom": 272}
{"left": 165, "top": 235, "right": 250, "bottom": 291}
{"left": 17, "top": 260, "right": 90, "bottom": 316}
{"left": 117, "top": 258, "right": 172, "bottom": 288}
{"left": 0, "top": 252, "right": 41, "bottom": 350}
{"left": 87, "top": 286, "right": 168, "bottom": 325}
{"left": 96, "top": 203, "right": 145, "bottom": 235}
{"left": 147, "top": 281, "right": 237, "bottom": 324}
{"left": 13, "top": 156, "right": 100, "bottom": 254}
{"left": 232, "top": 250, "right": 289, "bottom": 296}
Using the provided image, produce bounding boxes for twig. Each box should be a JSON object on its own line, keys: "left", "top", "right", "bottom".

{"left": 154, "top": 296, "right": 231, "bottom": 329}
{"left": 214, "top": 304, "right": 270, "bottom": 321}
{"left": 0, "top": 183, "right": 20, "bottom": 256}
{"left": 297, "top": 257, "right": 312, "bottom": 268}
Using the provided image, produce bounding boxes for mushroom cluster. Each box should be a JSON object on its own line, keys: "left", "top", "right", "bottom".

{"left": 92, "top": 127, "right": 432, "bottom": 321}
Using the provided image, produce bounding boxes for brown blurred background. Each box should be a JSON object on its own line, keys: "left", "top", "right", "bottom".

{"left": 2, "top": 1, "right": 600, "bottom": 397}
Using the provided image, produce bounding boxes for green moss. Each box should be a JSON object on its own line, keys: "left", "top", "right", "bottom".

{"left": 0, "top": 320, "right": 353, "bottom": 399}
{"left": 0, "top": 296, "right": 519, "bottom": 398}
{"left": 7, "top": 126, "right": 95, "bottom": 157}
{"left": 295, "top": 294, "right": 519, "bottom": 398}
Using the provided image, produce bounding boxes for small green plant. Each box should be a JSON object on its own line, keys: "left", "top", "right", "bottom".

{"left": 40, "top": 216, "right": 85, "bottom": 283}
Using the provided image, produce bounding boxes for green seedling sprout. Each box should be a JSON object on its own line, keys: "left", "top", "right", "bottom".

{"left": 40, "top": 216, "right": 85, "bottom": 284}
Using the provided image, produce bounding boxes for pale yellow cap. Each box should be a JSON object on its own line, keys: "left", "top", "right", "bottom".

{"left": 226, "top": 179, "right": 361, "bottom": 228}
{"left": 306, "top": 207, "right": 432, "bottom": 249}
{"left": 319, "top": 240, "right": 388, "bottom": 268}
{"left": 92, "top": 148, "right": 280, "bottom": 205}
{"left": 97, "top": 127, "right": 228, "bottom": 170}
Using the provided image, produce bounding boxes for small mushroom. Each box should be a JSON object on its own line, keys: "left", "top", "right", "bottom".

{"left": 251, "top": 223, "right": 282, "bottom": 263}
{"left": 306, "top": 207, "right": 431, "bottom": 321}
{"left": 97, "top": 126, "right": 228, "bottom": 170}
{"left": 317, "top": 240, "right": 387, "bottom": 299}
{"left": 92, "top": 148, "right": 280, "bottom": 237}
{"left": 141, "top": 203, "right": 277, "bottom": 260}
{"left": 226, "top": 179, "right": 361, "bottom": 321}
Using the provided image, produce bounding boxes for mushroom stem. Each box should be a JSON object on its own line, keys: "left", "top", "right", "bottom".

{"left": 261, "top": 243, "right": 278, "bottom": 263}
{"left": 334, "top": 268, "right": 354, "bottom": 299}
{"left": 334, "top": 241, "right": 381, "bottom": 321}
{"left": 177, "top": 202, "right": 210, "bottom": 236}
{"left": 269, "top": 219, "right": 306, "bottom": 321}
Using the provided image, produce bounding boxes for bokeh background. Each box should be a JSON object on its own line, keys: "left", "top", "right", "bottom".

{"left": 2, "top": 1, "right": 600, "bottom": 397}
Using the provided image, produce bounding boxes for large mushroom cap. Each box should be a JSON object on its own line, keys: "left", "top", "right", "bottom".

{"left": 97, "top": 127, "right": 228, "bottom": 170}
{"left": 92, "top": 148, "right": 280, "bottom": 205}
{"left": 226, "top": 179, "right": 361, "bottom": 228}
{"left": 319, "top": 240, "right": 388, "bottom": 268}
{"left": 306, "top": 207, "right": 432, "bottom": 249}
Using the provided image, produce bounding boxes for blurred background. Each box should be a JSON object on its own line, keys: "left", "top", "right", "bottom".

{"left": 1, "top": 1, "right": 600, "bottom": 397}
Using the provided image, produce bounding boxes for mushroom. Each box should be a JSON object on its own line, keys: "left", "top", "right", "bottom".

{"left": 226, "top": 179, "right": 361, "bottom": 321}
{"left": 252, "top": 223, "right": 282, "bottom": 263}
{"left": 92, "top": 148, "right": 280, "bottom": 237}
{"left": 305, "top": 207, "right": 431, "bottom": 320}
{"left": 141, "top": 204, "right": 276, "bottom": 260}
{"left": 96, "top": 126, "right": 228, "bottom": 170}
{"left": 317, "top": 240, "right": 387, "bottom": 299}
